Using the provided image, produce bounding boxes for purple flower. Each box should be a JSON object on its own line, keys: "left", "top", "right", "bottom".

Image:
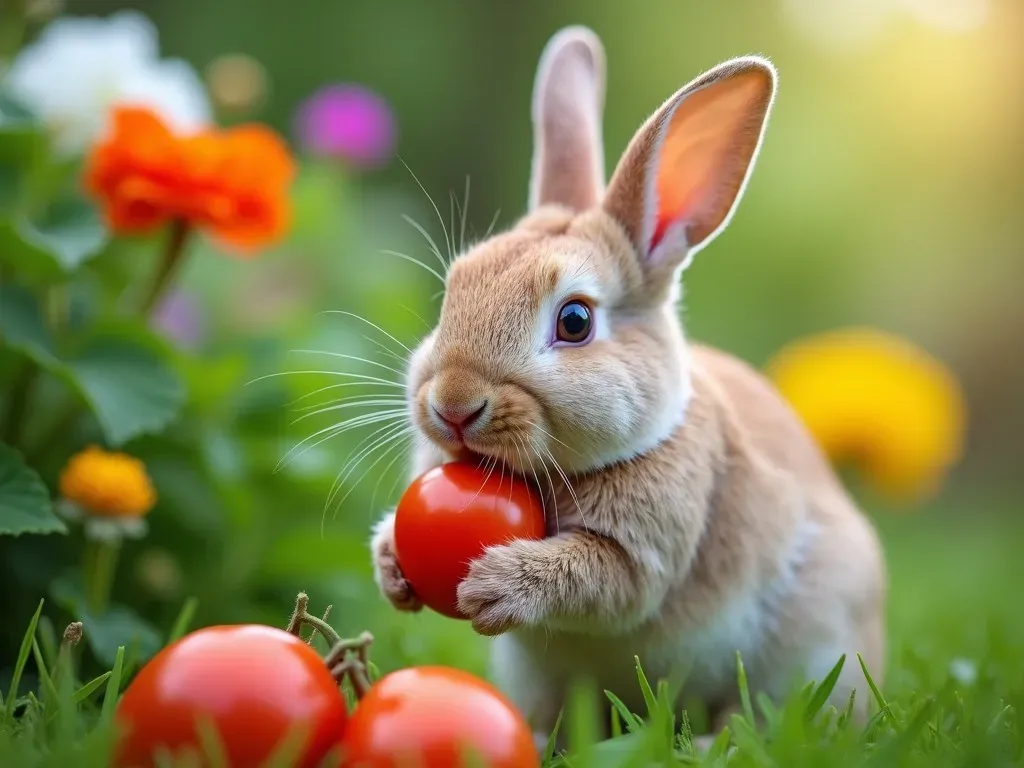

{"left": 294, "top": 83, "right": 396, "bottom": 168}
{"left": 152, "top": 289, "right": 205, "bottom": 350}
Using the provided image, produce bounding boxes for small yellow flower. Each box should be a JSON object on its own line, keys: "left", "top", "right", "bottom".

{"left": 59, "top": 446, "right": 156, "bottom": 540}
{"left": 766, "top": 327, "right": 966, "bottom": 502}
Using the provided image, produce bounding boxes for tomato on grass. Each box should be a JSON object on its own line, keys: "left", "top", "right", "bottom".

{"left": 114, "top": 625, "right": 347, "bottom": 768}
{"left": 394, "top": 461, "right": 546, "bottom": 618}
{"left": 342, "top": 665, "right": 538, "bottom": 767}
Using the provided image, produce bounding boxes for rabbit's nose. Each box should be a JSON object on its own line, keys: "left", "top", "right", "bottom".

{"left": 431, "top": 399, "right": 488, "bottom": 431}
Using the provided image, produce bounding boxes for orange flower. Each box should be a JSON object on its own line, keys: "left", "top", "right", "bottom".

{"left": 84, "top": 106, "right": 295, "bottom": 253}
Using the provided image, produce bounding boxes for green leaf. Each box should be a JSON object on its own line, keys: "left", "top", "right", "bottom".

{"left": 0, "top": 443, "right": 66, "bottom": 537}
{"left": 0, "top": 92, "right": 37, "bottom": 126}
{"left": 0, "top": 284, "right": 60, "bottom": 367}
{"left": 0, "top": 201, "right": 108, "bottom": 280}
{"left": 64, "top": 334, "right": 185, "bottom": 446}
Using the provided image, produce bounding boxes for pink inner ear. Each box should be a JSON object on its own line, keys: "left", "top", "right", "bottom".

{"left": 648, "top": 111, "right": 700, "bottom": 252}
{"left": 645, "top": 71, "right": 768, "bottom": 254}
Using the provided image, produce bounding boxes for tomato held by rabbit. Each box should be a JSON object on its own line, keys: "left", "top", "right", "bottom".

{"left": 393, "top": 462, "right": 545, "bottom": 619}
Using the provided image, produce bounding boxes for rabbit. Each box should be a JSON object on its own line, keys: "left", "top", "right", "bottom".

{"left": 370, "top": 25, "right": 887, "bottom": 751}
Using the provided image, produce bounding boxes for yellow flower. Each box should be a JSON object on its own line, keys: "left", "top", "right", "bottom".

{"left": 765, "top": 327, "right": 966, "bottom": 502}
{"left": 59, "top": 446, "right": 156, "bottom": 540}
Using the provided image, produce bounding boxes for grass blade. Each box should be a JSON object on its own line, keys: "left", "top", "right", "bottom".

{"left": 704, "top": 726, "right": 733, "bottom": 763}
{"left": 838, "top": 688, "right": 857, "bottom": 731}
{"left": 542, "top": 708, "right": 564, "bottom": 764}
{"left": 804, "top": 654, "right": 847, "bottom": 721}
{"left": 4, "top": 598, "right": 44, "bottom": 721}
{"left": 611, "top": 704, "right": 623, "bottom": 737}
{"left": 567, "top": 679, "right": 601, "bottom": 760}
{"left": 73, "top": 672, "right": 112, "bottom": 704}
{"left": 736, "top": 651, "right": 756, "bottom": 726}
{"left": 729, "top": 714, "right": 772, "bottom": 763}
{"left": 31, "top": 639, "right": 60, "bottom": 705}
{"left": 196, "top": 716, "right": 229, "bottom": 768}
{"left": 37, "top": 616, "right": 59, "bottom": 672}
{"left": 168, "top": 597, "right": 199, "bottom": 644}
{"left": 634, "top": 656, "right": 657, "bottom": 717}
{"left": 857, "top": 652, "right": 897, "bottom": 726}
{"left": 604, "top": 690, "right": 644, "bottom": 732}
{"left": 100, "top": 646, "right": 125, "bottom": 723}
{"left": 262, "top": 721, "right": 310, "bottom": 768}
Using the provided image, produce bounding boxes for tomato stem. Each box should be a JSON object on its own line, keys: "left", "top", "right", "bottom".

{"left": 286, "top": 592, "right": 310, "bottom": 636}
{"left": 285, "top": 592, "right": 376, "bottom": 698}
{"left": 330, "top": 658, "right": 372, "bottom": 699}
{"left": 287, "top": 592, "right": 343, "bottom": 646}
{"left": 308, "top": 605, "right": 332, "bottom": 646}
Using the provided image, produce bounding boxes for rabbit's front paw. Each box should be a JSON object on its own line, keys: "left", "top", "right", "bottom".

{"left": 371, "top": 514, "right": 422, "bottom": 613}
{"left": 456, "top": 542, "right": 548, "bottom": 636}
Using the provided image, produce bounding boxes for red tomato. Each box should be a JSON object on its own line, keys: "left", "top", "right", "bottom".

{"left": 342, "top": 666, "right": 538, "bottom": 767}
{"left": 114, "top": 625, "right": 347, "bottom": 768}
{"left": 394, "top": 462, "right": 545, "bottom": 618}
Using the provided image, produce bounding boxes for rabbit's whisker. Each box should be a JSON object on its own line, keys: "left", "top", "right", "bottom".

{"left": 278, "top": 410, "right": 406, "bottom": 473}
{"left": 330, "top": 425, "right": 415, "bottom": 519}
{"left": 246, "top": 369, "right": 403, "bottom": 389}
{"left": 483, "top": 208, "right": 501, "bottom": 240}
{"left": 542, "top": 444, "right": 588, "bottom": 534}
{"left": 525, "top": 420, "right": 581, "bottom": 457}
{"left": 290, "top": 397, "right": 407, "bottom": 424}
{"left": 290, "top": 349, "right": 406, "bottom": 379}
{"left": 326, "top": 421, "right": 414, "bottom": 510}
{"left": 459, "top": 453, "right": 499, "bottom": 515}
{"left": 322, "top": 422, "right": 415, "bottom": 533}
{"left": 398, "top": 156, "right": 454, "bottom": 269}
{"left": 287, "top": 381, "right": 402, "bottom": 408}
{"left": 379, "top": 248, "right": 446, "bottom": 285}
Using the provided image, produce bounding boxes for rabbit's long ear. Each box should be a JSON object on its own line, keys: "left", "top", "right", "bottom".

{"left": 603, "top": 57, "right": 776, "bottom": 278}
{"left": 528, "top": 26, "right": 606, "bottom": 213}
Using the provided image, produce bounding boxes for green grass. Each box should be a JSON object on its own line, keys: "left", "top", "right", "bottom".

{"left": 2, "top": 505, "right": 1022, "bottom": 767}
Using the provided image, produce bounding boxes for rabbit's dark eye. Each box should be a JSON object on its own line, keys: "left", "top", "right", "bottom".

{"left": 556, "top": 300, "right": 592, "bottom": 344}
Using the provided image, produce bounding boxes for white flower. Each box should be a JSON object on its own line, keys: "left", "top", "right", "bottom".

{"left": 4, "top": 10, "right": 210, "bottom": 156}
{"left": 57, "top": 499, "right": 149, "bottom": 543}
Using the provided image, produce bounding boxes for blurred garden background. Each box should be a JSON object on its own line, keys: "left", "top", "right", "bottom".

{"left": 1, "top": 0, "right": 1023, "bottom": 733}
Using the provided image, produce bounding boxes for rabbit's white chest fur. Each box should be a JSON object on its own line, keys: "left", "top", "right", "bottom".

{"left": 490, "top": 516, "right": 823, "bottom": 724}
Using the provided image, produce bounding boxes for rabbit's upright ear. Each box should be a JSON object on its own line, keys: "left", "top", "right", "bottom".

{"left": 603, "top": 57, "right": 776, "bottom": 278}
{"left": 528, "top": 26, "right": 606, "bottom": 213}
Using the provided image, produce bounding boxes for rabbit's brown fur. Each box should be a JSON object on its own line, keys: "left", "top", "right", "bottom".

{"left": 370, "top": 26, "right": 886, "bottom": 748}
